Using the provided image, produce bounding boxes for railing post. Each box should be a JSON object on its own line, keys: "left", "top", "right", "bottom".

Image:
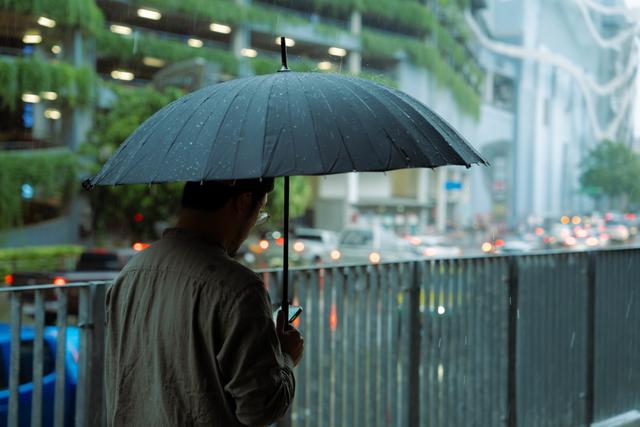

{"left": 8, "top": 293, "right": 22, "bottom": 427}
{"left": 406, "top": 261, "right": 422, "bottom": 426}
{"left": 54, "top": 288, "right": 68, "bottom": 427}
{"left": 31, "top": 290, "right": 45, "bottom": 427}
{"left": 584, "top": 252, "right": 596, "bottom": 425}
{"left": 75, "top": 283, "right": 107, "bottom": 427}
{"left": 506, "top": 257, "right": 518, "bottom": 427}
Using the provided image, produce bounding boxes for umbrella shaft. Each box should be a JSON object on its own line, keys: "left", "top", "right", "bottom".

{"left": 281, "top": 176, "right": 290, "bottom": 319}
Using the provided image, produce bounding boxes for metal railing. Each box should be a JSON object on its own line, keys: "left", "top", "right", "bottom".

{"left": 1, "top": 248, "right": 639, "bottom": 426}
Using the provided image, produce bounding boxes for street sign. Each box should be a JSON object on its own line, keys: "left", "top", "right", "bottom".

{"left": 445, "top": 181, "right": 463, "bottom": 191}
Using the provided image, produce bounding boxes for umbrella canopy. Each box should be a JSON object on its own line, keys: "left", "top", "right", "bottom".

{"left": 83, "top": 72, "right": 486, "bottom": 188}
{"left": 84, "top": 39, "right": 488, "bottom": 318}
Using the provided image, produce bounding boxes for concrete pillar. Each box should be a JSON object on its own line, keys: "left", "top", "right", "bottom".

{"left": 231, "top": 23, "right": 252, "bottom": 77}
{"left": 348, "top": 11, "right": 362, "bottom": 75}
{"left": 417, "top": 169, "right": 429, "bottom": 230}
{"left": 436, "top": 168, "right": 447, "bottom": 232}
{"left": 343, "top": 9, "right": 363, "bottom": 227}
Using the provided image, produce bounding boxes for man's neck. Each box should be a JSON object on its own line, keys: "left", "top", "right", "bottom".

{"left": 175, "top": 209, "right": 230, "bottom": 250}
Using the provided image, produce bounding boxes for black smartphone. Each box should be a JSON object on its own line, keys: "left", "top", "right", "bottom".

{"left": 272, "top": 304, "right": 303, "bottom": 323}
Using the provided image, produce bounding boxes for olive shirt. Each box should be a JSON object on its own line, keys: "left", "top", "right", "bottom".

{"left": 105, "top": 228, "right": 295, "bottom": 426}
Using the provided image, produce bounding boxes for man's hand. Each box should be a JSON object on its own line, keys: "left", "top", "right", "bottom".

{"left": 276, "top": 310, "right": 304, "bottom": 367}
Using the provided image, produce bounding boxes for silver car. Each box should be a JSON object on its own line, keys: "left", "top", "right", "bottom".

{"left": 332, "top": 227, "right": 418, "bottom": 264}
{"left": 290, "top": 228, "right": 339, "bottom": 264}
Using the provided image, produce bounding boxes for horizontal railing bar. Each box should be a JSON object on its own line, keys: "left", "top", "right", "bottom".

{"left": 0, "top": 281, "right": 112, "bottom": 293}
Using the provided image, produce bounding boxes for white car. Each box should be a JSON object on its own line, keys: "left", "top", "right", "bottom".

{"left": 406, "top": 235, "right": 463, "bottom": 258}
{"left": 290, "top": 228, "right": 339, "bottom": 264}
{"left": 332, "top": 227, "right": 418, "bottom": 264}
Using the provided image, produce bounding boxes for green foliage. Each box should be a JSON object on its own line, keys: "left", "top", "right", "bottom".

{"left": 81, "top": 85, "right": 185, "bottom": 241}
{"left": 0, "top": 150, "right": 79, "bottom": 230}
{"left": 266, "top": 177, "right": 314, "bottom": 225}
{"left": 362, "top": 30, "right": 481, "bottom": 118}
{"left": 0, "top": 245, "right": 83, "bottom": 276}
{"left": 0, "top": 0, "right": 104, "bottom": 34}
{"left": 580, "top": 140, "right": 640, "bottom": 208}
{"left": 0, "top": 57, "right": 96, "bottom": 111}
{"left": 96, "top": 30, "right": 239, "bottom": 75}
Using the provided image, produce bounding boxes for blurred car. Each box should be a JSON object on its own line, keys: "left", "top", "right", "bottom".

{"left": 290, "top": 228, "right": 339, "bottom": 264}
{"left": 331, "top": 227, "right": 417, "bottom": 264}
{"left": 5, "top": 247, "right": 140, "bottom": 323}
{"left": 0, "top": 323, "right": 79, "bottom": 427}
{"left": 405, "top": 235, "right": 462, "bottom": 258}
{"left": 602, "top": 220, "right": 630, "bottom": 242}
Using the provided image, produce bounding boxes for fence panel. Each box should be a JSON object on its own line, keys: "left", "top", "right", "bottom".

{"left": 593, "top": 249, "right": 640, "bottom": 422}
{"left": 516, "top": 253, "right": 589, "bottom": 426}
{"left": 2, "top": 249, "right": 640, "bottom": 427}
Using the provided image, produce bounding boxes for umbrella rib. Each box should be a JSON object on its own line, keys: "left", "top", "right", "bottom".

{"left": 294, "top": 73, "right": 326, "bottom": 173}
{"left": 318, "top": 75, "right": 386, "bottom": 170}
{"left": 261, "top": 74, "right": 277, "bottom": 177}
{"left": 203, "top": 77, "right": 258, "bottom": 179}
{"left": 285, "top": 75, "right": 297, "bottom": 174}
{"left": 148, "top": 88, "right": 222, "bottom": 183}
{"left": 312, "top": 76, "right": 358, "bottom": 171}
{"left": 107, "top": 98, "right": 186, "bottom": 184}
{"left": 328, "top": 76, "right": 404, "bottom": 170}
{"left": 356, "top": 80, "right": 454, "bottom": 166}
{"left": 231, "top": 79, "right": 262, "bottom": 178}
{"left": 390, "top": 88, "right": 477, "bottom": 165}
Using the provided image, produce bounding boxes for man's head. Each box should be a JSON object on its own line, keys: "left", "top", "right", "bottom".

{"left": 180, "top": 178, "right": 275, "bottom": 256}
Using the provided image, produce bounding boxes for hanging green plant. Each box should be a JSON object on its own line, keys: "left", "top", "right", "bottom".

{"left": 0, "top": 57, "right": 96, "bottom": 111}
{"left": 0, "top": 0, "right": 104, "bottom": 34}
{"left": 96, "top": 30, "right": 239, "bottom": 76}
{"left": 0, "top": 245, "right": 83, "bottom": 277}
{"left": 361, "top": 29, "right": 481, "bottom": 118}
{"left": 0, "top": 149, "right": 79, "bottom": 230}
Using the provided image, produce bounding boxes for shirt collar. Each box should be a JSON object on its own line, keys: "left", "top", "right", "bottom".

{"left": 161, "top": 227, "right": 226, "bottom": 252}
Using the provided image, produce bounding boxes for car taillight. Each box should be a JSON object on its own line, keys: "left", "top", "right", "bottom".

{"left": 53, "top": 276, "right": 66, "bottom": 286}
{"left": 259, "top": 240, "right": 269, "bottom": 250}
{"left": 423, "top": 247, "right": 437, "bottom": 257}
{"left": 4, "top": 274, "right": 13, "bottom": 286}
{"left": 481, "top": 242, "right": 493, "bottom": 253}
{"left": 132, "top": 242, "right": 150, "bottom": 251}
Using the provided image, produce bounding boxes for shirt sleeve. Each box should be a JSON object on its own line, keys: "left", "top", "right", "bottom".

{"left": 217, "top": 282, "right": 295, "bottom": 426}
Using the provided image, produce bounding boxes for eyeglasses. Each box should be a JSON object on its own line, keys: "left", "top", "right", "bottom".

{"left": 255, "top": 211, "right": 270, "bottom": 226}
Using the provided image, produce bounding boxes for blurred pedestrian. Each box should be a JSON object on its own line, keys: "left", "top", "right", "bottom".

{"left": 105, "top": 179, "right": 304, "bottom": 426}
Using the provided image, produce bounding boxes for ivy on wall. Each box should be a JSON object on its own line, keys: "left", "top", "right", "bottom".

{"left": 0, "top": 149, "right": 79, "bottom": 230}
{"left": 361, "top": 30, "right": 480, "bottom": 118}
{"left": 0, "top": 57, "right": 96, "bottom": 111}
{"left": 0, "top": 0, "right": 104, "bottom": 34}
{"left": 96, "top": 30, "right": 239, "bottom": 76}
{"left": 120, "top": 0, "right": 482, "bottom": 117}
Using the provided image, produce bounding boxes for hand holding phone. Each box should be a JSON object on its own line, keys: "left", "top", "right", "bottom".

{"left": 272, "top": 303, "right": 303, "bottom": 323}
{"left": 275, "top": 307, "right": 304, "bottom": 367}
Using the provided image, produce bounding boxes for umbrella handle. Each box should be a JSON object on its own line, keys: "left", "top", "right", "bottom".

{"left": 281, "top": 175, "right": 290, "bottom": 321}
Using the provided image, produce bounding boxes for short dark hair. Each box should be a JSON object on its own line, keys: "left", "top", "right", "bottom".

{"left": 181, "top": 178, "right": 275, "bottom": 212}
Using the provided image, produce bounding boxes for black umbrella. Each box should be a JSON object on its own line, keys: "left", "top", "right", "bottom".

{"left": 84, "top": 38, "right": 488, "bottom": 317}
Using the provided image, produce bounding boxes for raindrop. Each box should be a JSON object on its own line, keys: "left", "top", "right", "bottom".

{"left": 570, "top": 332, "right": 575, "bottom": 349}
{"left": 464, "top": 335, "right": 468, "bottom": 345}
{"left": 438, "top": 337, "right": 442, "bottom": 347}
{"left": 625, "top": 292, "right": 634, "bottom": 319}
{"left": 517, "top": 309, "right": 520, "bottom": 319}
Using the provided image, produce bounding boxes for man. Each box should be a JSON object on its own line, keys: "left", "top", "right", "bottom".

{"left": 105, "top": 179, "right": 304, "bottom": 426}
